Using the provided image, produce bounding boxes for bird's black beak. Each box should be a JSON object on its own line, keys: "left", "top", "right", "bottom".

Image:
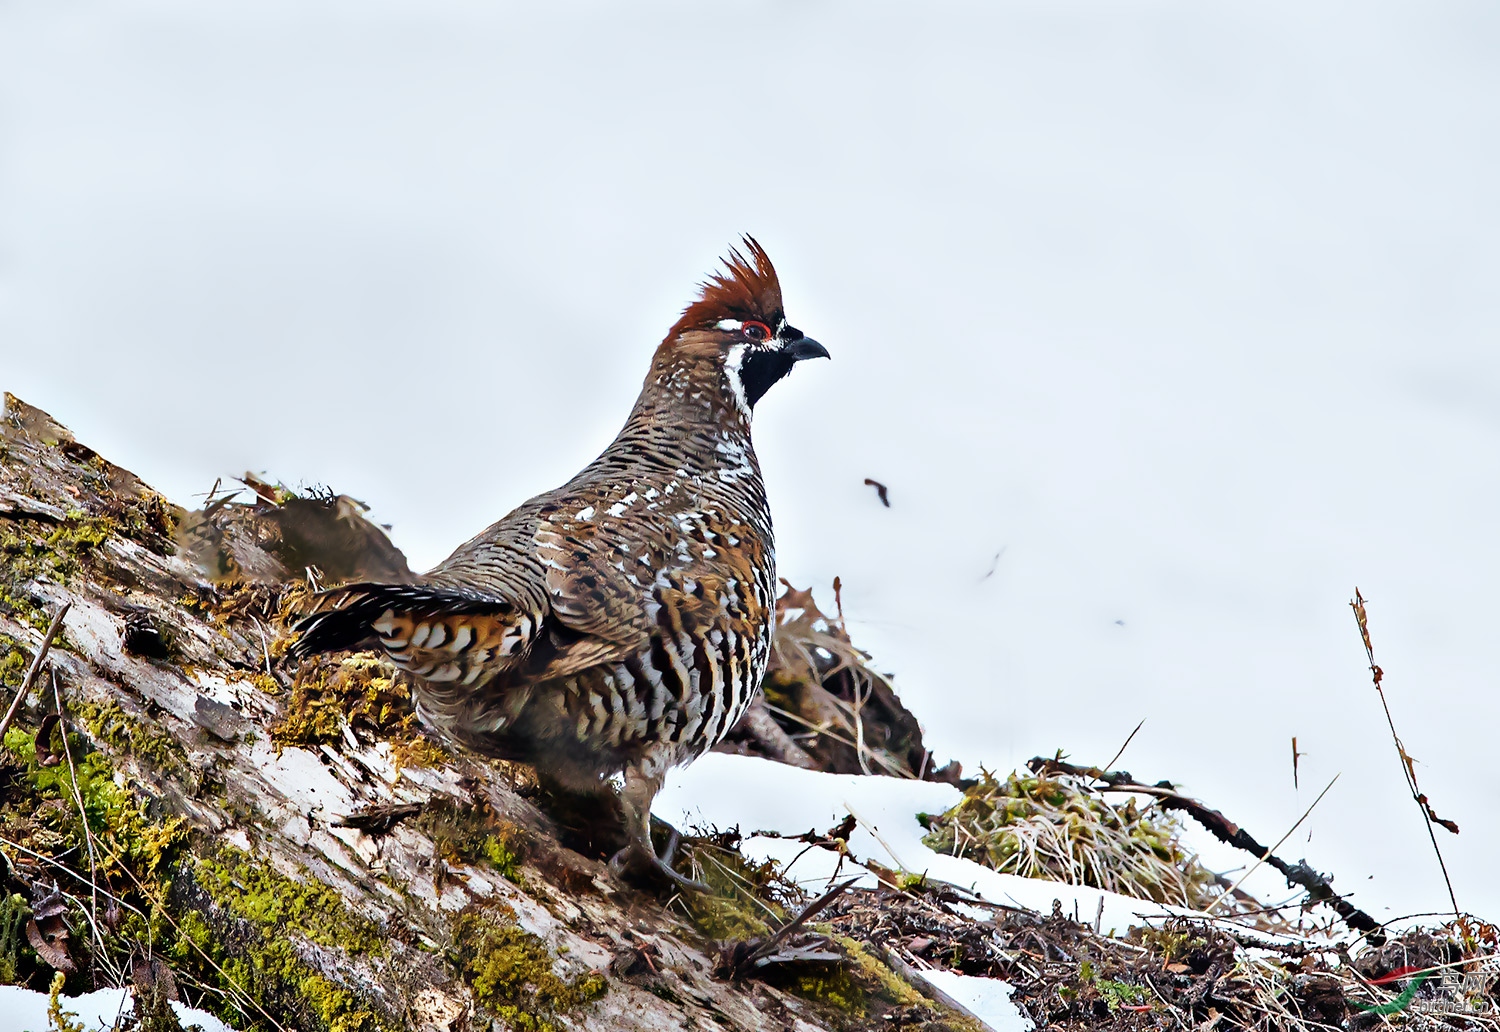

{"left": 786, "top": 337, "right": 830, "bottom": 362}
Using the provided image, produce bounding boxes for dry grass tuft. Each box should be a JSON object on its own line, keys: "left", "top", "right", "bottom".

{"left": 919, "top": 766, "right": 1273, "bottom": 926}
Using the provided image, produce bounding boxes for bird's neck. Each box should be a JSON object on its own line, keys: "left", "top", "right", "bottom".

{"left": 601, "top": 356, "right": 760, "bottom": 483}
{"left": 633, "top": 352, "right": 753, "bottom": 436}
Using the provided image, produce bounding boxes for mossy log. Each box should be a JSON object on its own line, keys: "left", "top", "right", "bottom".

{"left": 0, "top": 394, "right": 977, "bottom": 1032}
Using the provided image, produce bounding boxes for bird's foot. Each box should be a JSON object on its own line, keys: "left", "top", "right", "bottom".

{"left": 609, "top": 829, "right": 710, "bottom": 894}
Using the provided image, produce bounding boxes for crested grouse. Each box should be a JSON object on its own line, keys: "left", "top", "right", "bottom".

{"left": 291, "top": 238, "right": 829, "bottom": 889}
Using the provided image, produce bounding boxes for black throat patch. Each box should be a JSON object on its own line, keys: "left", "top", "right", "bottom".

{"left": 739, "top": 349, "right": 798, "bottom": 408}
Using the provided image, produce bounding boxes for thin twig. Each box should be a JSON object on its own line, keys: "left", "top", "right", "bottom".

{"left": 0, "top": 835, "right": 142, "bottom": 921}
{"left": 1350, "top": 588, "right": 1460, "bottom": 917}
{"left": 734, "top": 877, "right": 860, "bottom": 975}
{"left": 0, "top": 601, "right": 71, "bottom": 740}
{"left": 845, "top": 802, "right": 909, "bottom": 873}
{"left": 850, "top": 677, "right": 873, "bottom": 776}
{"left": 1101, "top": 718, "right": 1146, "bottom": 776}
{"left": 1204, "top": 774, "right": 1339, "bottom": 914}
{"left": 50, "top": 667, "right": 106, "bottom": 967}
{"left": 251, "top": 615, "right": 274, "bottom": 678}
{"left": 1030, "top": 757, "right": 1384, "bottom": 941}
{"left": 760, "top": 702, "right": 911, "bottom": 779}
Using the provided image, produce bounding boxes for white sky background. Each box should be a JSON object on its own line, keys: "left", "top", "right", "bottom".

{"left": 1, "top": 2, "right": 1497, "bottom": 924}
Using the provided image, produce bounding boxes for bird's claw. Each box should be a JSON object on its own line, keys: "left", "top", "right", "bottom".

{"left": 609, "top": 836, "right": 710, "bottom": 894}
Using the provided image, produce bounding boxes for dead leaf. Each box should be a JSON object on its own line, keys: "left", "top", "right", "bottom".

{"left": 132, "top": 953, "right": 181, "bottom": 1001}
{"left": 25, "top": 890, "right": 73, "bottom": 973}
{"left": 34, "top": 713, "right": 63, "bottom": 767}
{"left": 1416, "top": 794, "right": 1460, "bottom": 834}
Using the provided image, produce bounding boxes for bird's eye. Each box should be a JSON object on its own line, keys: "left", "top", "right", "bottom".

{"left": 742, "top": 321, "right": 770, "bottom": 342}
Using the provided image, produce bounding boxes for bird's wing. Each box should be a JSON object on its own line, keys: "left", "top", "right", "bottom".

{"left": 295, "top": 497, "right": 671, "bottom": 687}
{"left": 532, "top": 518, "right": 653, "bottom": 642}
{"left": 401, "top": 502, "right": 655, "bottom": 685}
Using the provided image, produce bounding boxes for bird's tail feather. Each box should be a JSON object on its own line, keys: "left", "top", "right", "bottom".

{"left": 290, "top": 582, "right": 511, "bottom": 659}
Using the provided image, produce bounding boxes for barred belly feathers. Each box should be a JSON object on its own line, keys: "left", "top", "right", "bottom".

{"left": 291, "top": 238, "right": 829, "bottom": 889}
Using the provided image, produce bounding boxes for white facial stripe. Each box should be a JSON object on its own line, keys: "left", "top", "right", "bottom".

{"left": 716, "top": 318, "right": 744, "bottom": 331}
{"left": 724, "top": 343, "right": 752, "bottom": 420}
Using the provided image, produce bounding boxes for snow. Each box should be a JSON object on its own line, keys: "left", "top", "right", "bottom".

{"left": 0, "top": 984, "right": 234, "bottom": 1032}
{"left": 2, "top": 0, "right": 1497, "bottom": 923}
{"left": 916, "top": 970, "right": 1034, "bottom": 1032}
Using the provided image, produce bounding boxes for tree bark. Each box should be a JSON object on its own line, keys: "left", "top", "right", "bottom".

{"left": 0, "top": 394, "right": 974, "bottom": 1032}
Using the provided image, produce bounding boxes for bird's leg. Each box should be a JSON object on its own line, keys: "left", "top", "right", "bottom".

{"left": 608, "top": 763, "right": 710, "bottom": 894}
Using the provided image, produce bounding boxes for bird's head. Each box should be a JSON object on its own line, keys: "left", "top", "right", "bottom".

{"left": 656, "top": 237, "right": 829, "bottom": 417}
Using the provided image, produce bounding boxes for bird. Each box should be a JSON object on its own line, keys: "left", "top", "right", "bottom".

{"left": 290, "top": 238, "right": 829, "bottom": 890}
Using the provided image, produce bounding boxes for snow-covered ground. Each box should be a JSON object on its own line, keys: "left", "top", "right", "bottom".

{"left": 0, "top": 984, "right": 232, "bottom": 1032}
{"left": 658, "top": 752, "right": 1323, "bottom": 1031}
{"left": 916, "top": 970, "right": 1031, "bottom": 1032}
{"left": 659, "top": 753, "right": 1309, "bottom": 943}
{"left": 2, "top": 1, "right": 1497, "bottom": 924}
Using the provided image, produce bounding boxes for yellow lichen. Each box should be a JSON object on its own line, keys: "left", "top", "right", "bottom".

{"left": 179, "top": 848, "right": 390, "bottom": 1032}
{"left": 453, "top": 909, "right": 606, "bottom": 1031}
{"left": 269, "top": 654, "right": 445, "bottom": 768}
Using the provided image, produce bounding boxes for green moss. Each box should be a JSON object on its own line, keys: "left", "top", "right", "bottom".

{"left": 835, "top": 936, "right": 926, "bottom": 1008}
{"left": 0, "top": 722, "right": 195, "bottom": 1001}
{"left": 482, "top": 835, "right": 523, "bottom": 882}
{"left": 414, "top": 800, "right": 526, "bottom": 885}
{"left": 2, "top": 725, "right": 187, "bottom": 883}
{"left": 785, "top": 965, "right": 866, "bottom": 1013}
{"left": 0, "top": 511, "right": 114, "bottom": 634}
{"left": 174, "top": 848, "right": 390, "bottom": 1032}
{"left": 453, "top": 909, "right": 606, "bottom": 1031}
{"left": 223, "top": 953, "right": 376, "bottom": 1032}
{"left": 757, "top": 936, "right": 928, "bottom": 1018}
{"left": 194, "top": 849, "right": 385, "bottom": 956}
{"left": 921, "top": 768, "right": 1228, "bottom": 912}
{"left": 47, "top": 971, "right": 88, "bottom": 1032}
{"left": 670, "top": 836, "right": 785, "bottom": 942}
{"left": 1097, "top": 977, "right": 1150, "bottom": 1011}
{"left": 168, "top": 909, "right": 216, "bottom": 966}
{"left": 46, "top": 513, "right": 113, "bottom": 556}
{"left": 1067, "top": 958, "right": 1153, "bottom": 1013}
{"left": 72, "top": 698, "right": 189, "bottom": 776}
{"left": 0, "top": 577, "right": 51, "bottom": 633}
{"left": 1135, "top": 925, "right": 1207, "bottom": 964}
{"left": 662, "top": 835, "right": 933, "bottom": 1023}
{"left": 0, "top": 893, "right": 28, "bottom": 984}
{"left": 0, "top": 641, "right": 26, "bottom": 689}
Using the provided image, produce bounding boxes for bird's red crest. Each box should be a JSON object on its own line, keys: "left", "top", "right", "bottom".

{"left": 666, "top": 236, "right": 784, "bottom": 342}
